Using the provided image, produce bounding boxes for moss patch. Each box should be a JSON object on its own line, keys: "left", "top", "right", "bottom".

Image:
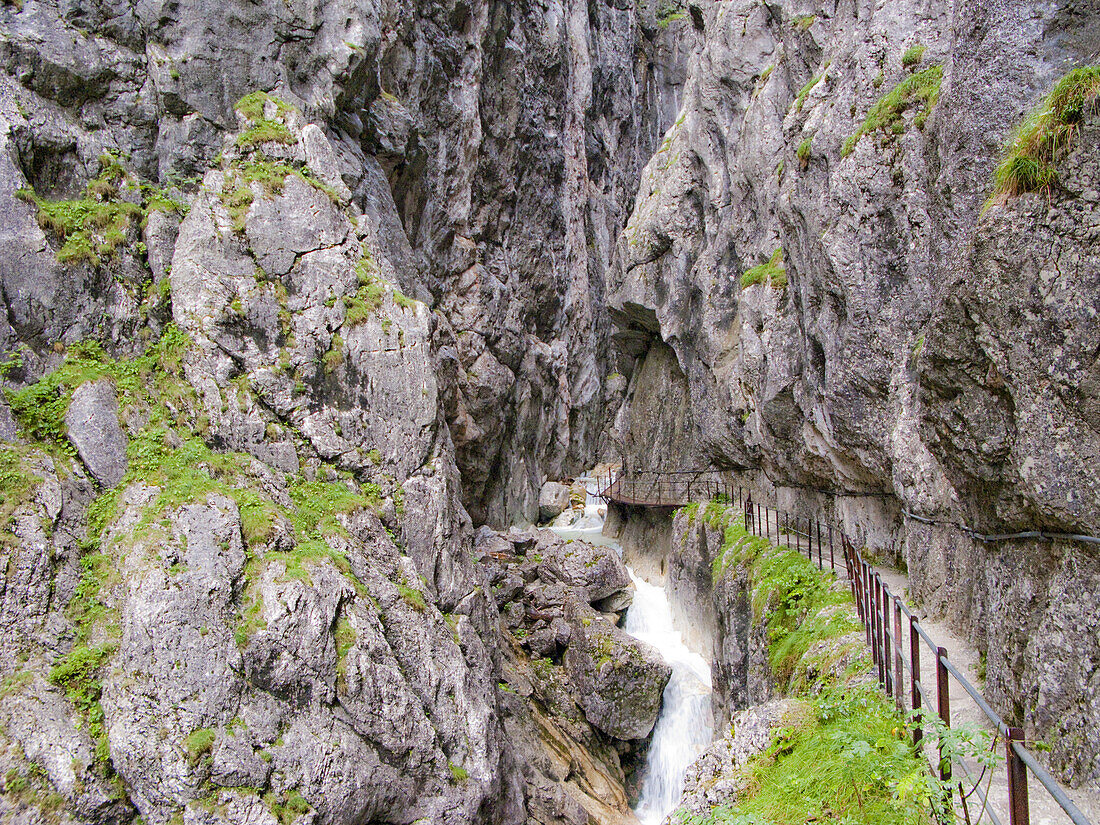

{"left": 16, "top": 154, "right": 186, "bottom": 268}
{"left": 740, "top": 248, "right": 787, "bottom": 290}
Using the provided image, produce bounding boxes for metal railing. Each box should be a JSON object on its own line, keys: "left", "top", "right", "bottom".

{"left": 739, "top": 490, "right": 1093, "bottom": 825}
{"left": 604, "top": 468, "right": 1092, "bottom": 825}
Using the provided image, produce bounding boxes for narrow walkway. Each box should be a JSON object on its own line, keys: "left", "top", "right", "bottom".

{"left": 876, "top": 568, "right": 1100, "bottom": 825}
{"left": 747, "top": 512, "right": 1099, "bottom": 824}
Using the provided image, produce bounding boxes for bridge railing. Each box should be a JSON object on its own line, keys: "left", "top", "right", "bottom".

{"left": 597, "top": 468, "right": 741, "bottom": 508}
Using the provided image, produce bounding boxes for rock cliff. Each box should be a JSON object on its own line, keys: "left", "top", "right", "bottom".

{"left": 2, "top": 0, "right": 1100, "bottom": 815}
{"left": 607, "top": 0, "right": 1100, "bottom": 787}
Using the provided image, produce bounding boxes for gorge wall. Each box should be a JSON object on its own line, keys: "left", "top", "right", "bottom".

{"left": 608, "top": 0, "right": 1100, "bottom": 789}
{"left": 1, "top": 0, "right": 1100, "bottom": 819}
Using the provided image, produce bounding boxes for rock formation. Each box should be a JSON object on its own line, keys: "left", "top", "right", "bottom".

{"left": 2, "top": 0, "right": 1100, "bottom": 816}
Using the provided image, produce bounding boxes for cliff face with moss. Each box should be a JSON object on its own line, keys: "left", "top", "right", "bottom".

{"left": 1, "top": 0, "right": 1100, "bottom": 819}
{"left": 607, "top": 1, "right": 1100, "bottom": 788}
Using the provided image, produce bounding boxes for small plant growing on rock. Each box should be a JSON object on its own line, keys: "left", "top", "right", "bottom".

{"left": 988, "top": 65, "right": 1100, "bottom": 203}
{"left": 901, "top": 44, "right": 927, "bottom": 69}
{"left": 740, "top": 248, "right": 786, "bottom": 290}
{"left": 843, "top": 65, "right": 943, "bottom": 156}
{"left": 797, "top": 137, "right": 812, "bottom": 167}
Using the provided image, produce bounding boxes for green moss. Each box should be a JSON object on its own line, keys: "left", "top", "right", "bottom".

{"left": 14, "top": 153, "right": 186, "bottom": 268}
{"left": 334, "top": 615, "right": 357, "bottom": 690}
{"left": 448, "top": 762, "right": 469, "bottom": 782}
{"left": 264, "top": 788, "right": 312, "bottom": 825}
{"left": 901, "top": 44, "right": 927, "bottom": 68}
{"left": 234, "top": 91, "right": 293, "bottom": 122}
{"left": 740, "top": 248, "right": 786, "bottom": 290}
{"left": 655, "top": 0, "right": 685, "bottom": 28}
{"left": 793, "top": 14, "right": 815, "bottom": 32}
{"left": 397, "top": 579, "right": 427, "bottom": 612}
{"left": 183, "top": 728, "right": 216, "bottom": 765}
{"left": 322, "top": 335, "right": 344, "bottom": 374}
{"left": 0, "top": 446, "right": 43, "bottom": 546}
{"left": 221, "top": 155, "right": 338, "bottom": 233}
{"left": 797, "top": 136, "right": 812, "bottom": 164}
{"left": 236, "top": 122, "right": 296, "bottom": 150}
{"left": 843, "top": 65, "right": 943, "bottom": 157}
{"left": 728, "top": 686, "right": 926, "bottom": 825}
{"left": 988, "top": 65, "right": 1100, "bottom": 202}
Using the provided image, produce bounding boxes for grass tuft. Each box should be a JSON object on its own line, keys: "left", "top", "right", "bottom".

{"left": 740, "top": 248, "right": 787, "bottom": 290}
{"left": 901, "top": 44, "right": 927, "bottom": 69}
{"left": 843, "top": 65, "right": 943, "bottom": 157}
{"left": 988, "top": 65, "right": 1100, "bottom": 203}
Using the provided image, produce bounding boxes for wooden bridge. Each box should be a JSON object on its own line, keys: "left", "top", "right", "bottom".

{"left": 597, "top": 469, "right": 741, "bottom": 508}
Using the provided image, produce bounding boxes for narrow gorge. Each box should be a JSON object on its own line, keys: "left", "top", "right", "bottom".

{"left": 1, "top": 0, "right": 1099, "bottom": 823}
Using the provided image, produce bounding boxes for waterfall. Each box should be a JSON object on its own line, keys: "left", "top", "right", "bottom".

{"left": 552, "top": 476, "right": 713, "bottom": 824}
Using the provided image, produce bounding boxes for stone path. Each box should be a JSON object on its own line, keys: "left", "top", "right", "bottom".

{"left": 875, "top": 567, "right": 1100, "bottom": 825}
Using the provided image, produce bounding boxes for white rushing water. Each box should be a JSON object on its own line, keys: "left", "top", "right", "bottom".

{"left": 550, "top": 477, "right": 713, "bottom": 825}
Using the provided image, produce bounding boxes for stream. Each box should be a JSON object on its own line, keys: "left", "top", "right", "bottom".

{"left": 550, "top": 479, "right": 713, "bottom": 824}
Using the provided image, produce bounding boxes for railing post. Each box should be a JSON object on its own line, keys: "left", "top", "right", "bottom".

{"left": 745, "top": 493, "right": 753, "bottom": 534}
{"left": 1006, "top": 727, "right": 1030, "bottom": 825}
{"left": 828, "top": 525, "right": 834, "bottom": 572}
{"left": 893, "top": 598, "right": 903, "bottom": 710}
{"left": 936, "top": 647, "right": 951, "bottom": 782}
{"left": 817, "top": 521, "right": 823, "bottom": 570}
{"left": 883, "top": 580, "right": 893, "bottom": 696}
{"left": 910, "top": 615, "right": 922, "bottom": 748}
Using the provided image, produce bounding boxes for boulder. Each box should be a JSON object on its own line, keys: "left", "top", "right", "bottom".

{"left": 64, "top": 380, "right": 128, "bottom": 488}
{"left": 538, "top": 481, "right": 571, "bottom": 523}
{"left": 563, "top": 607, "right": 670, "bottom": 740}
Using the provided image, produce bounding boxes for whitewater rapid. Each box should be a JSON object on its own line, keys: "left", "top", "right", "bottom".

{"left": 550, "top": 477, "right": 713, "bottom": 824}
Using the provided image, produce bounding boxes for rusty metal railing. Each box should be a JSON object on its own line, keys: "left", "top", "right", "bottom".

{"left": 601, "top": 466, "right": 1093, "bottom": 824}
{"left": 737, "top": 491, "right": 1093, "bottom": 825}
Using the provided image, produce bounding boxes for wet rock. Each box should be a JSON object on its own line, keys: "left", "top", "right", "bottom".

{"left": 64, "top": 379, "right": 128, "bottom": 487}
{"left": 678, "top": 699, "right": 795, "bottom": 817}
{"left": 563, "top": 608, "right": 670, "bottom": 741}
{"left": 538, "top": 482, "right": 572, "bottom": 523}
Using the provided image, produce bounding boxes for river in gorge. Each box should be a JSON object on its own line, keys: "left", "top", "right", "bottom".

{"left": 549, "top": 480, "right": 713, "bottom": 824}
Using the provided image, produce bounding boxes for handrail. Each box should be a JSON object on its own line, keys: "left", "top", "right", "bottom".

{"left": 654, "top": 480, "right": 1094, "bottom": 825}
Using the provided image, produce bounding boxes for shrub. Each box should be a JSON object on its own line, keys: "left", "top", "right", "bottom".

{"left": 988, "top": 65, "right": 1100, "bottom": 202}
{"left": 796, "top": 137, "right": 812, "bottom": 166}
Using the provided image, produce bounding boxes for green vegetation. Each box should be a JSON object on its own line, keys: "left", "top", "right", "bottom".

{"left": 16, "top": 153, "right": 186, "bottom": 267}
{"left": 322, "top": 335, "right": 344, "bottom": 374}
{"left": 843, "top": 65, "right": 942, "bottom": 157}
{"left": 796, "top": 137, "right": 812, "bottom": 166}
{"left": 794, "top": 15, "right": 815, "bottom": 32}
{"left": 655, "top": 0, "right": 685, "bottom": 27}
{"left": 397, "top": 577, "right": 427, "bottom": 612}
{"left": 183, "top": 728, "right": 216, "bottom": 765}
{"left": 448, "top": 762, "right": 469, "bottom": 782}
{"left": 234, "top": 92, "right": 298, "bottom": 150}
{"left": 988, "top": 66, "right": 1100, "bottom": 202}
{"left": 740, "top": 248, "right": 787, "bottom": 290}
{"left": 793, "top": 64, "right": 829, "bottom": 113}
{"left": 681, "top": 507, "right": 933, "bottom": 825}
{"left": 901, "top": 44, "right": 927, "bottom": 69}
{"left": 342, "top": 254, "right": 415, "bottom": 326}
{"left": 220, "top": 156, "right": 337, "bottom": 232}
{"left": 334, "top": 615, "right": 357, "bottom": 691}
{"left": 0, "top": 445, "right": 41, "bottom": 546}
{"left": 264, "top": 789, "right": 311, "bottom": 825}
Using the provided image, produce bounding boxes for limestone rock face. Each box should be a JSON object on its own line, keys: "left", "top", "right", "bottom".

{"left": 563, "top": 611, "right": 671, "bottom": 741}
{"left": 64, "top": 380, "right": 128, "bottom": 488}
{"left": 538, "top": 482, "right": 571, "bottom": 524}
{"left": 606, "top": 0, "right": 1100, "bottom": 786}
